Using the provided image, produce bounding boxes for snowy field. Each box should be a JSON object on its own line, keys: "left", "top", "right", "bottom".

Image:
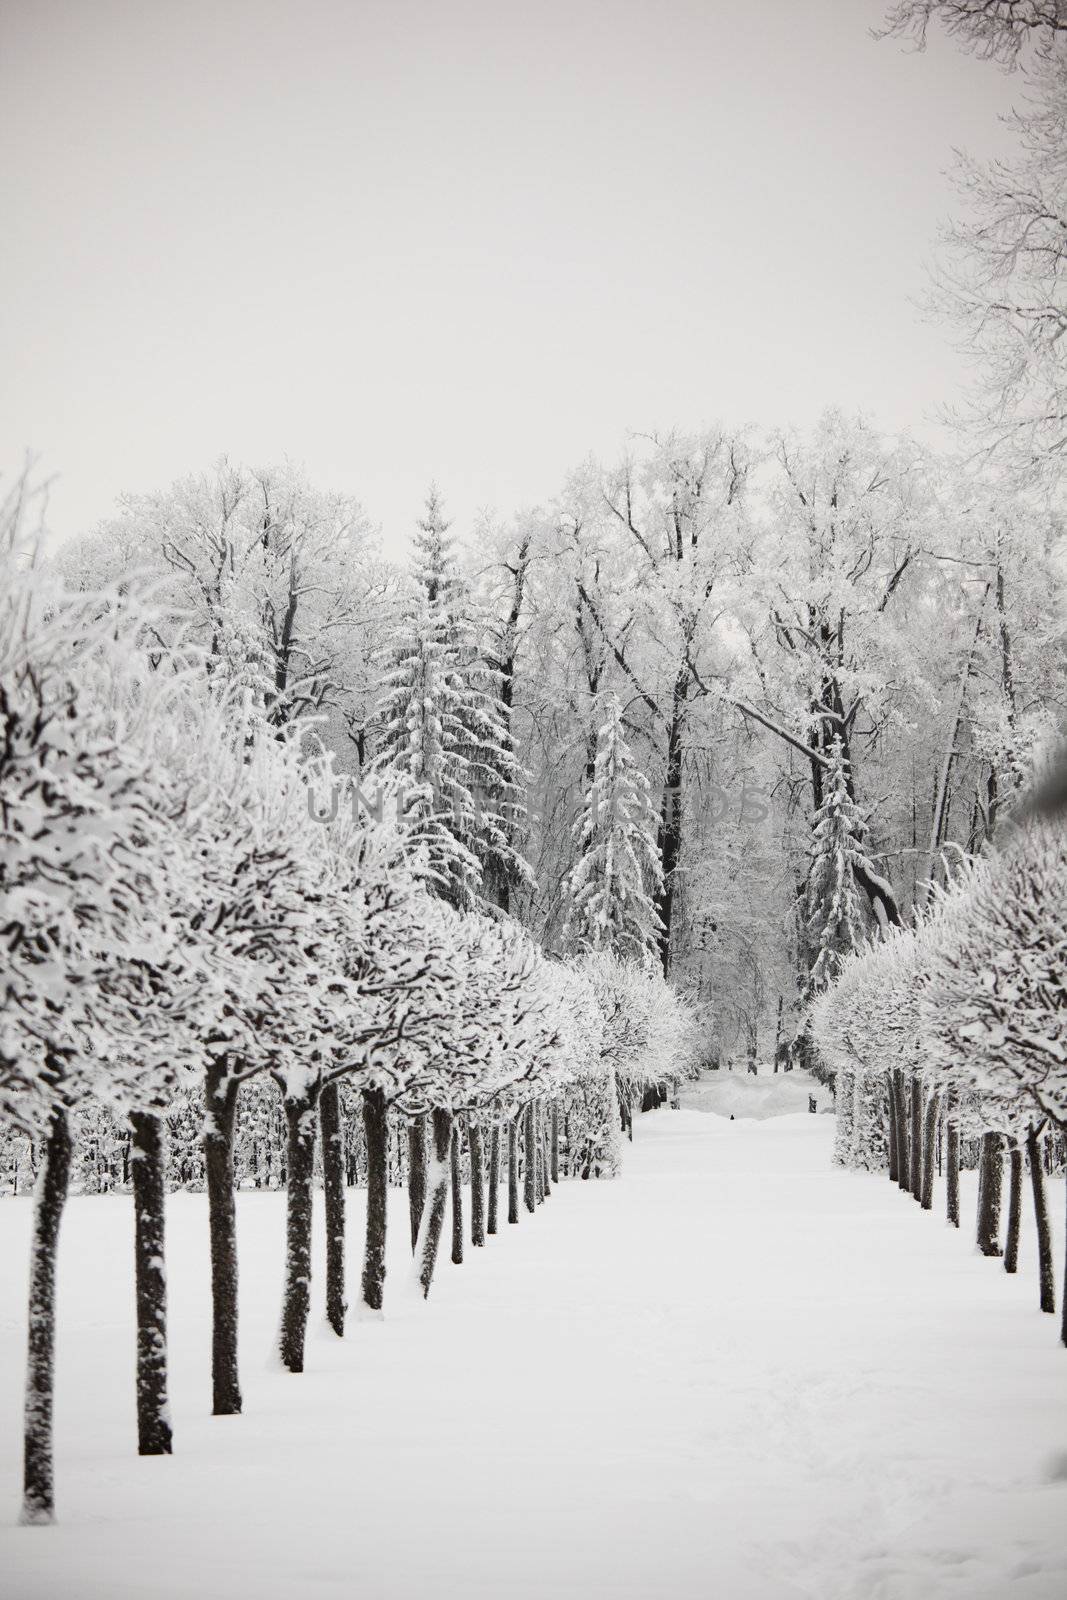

{"left": 0, "top": 1108, "right": 1065, "bottom": 1600}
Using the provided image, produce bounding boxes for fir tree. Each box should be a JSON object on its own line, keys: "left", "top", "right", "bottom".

{"left": 370, "top": 489, "right": 530, "bottom": 909}
{"left": 805, "top": 737, "right": 870, "bottom": 998}
{"left": 563, "top": 693, "right": 664, "bottom": 961}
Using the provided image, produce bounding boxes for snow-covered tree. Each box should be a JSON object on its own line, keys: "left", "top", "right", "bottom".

{"left": 811, "top": 928, "right": 917, "bottom": 1175}
{"left": 397, "top": 909, "right": 561, "bottom": 1296}
{"left": 555, "top": 431, "right": 752, "bottom": 974}
{"left": 59, "top": 458, "right": 388, "bottom": 752}
{"left": 0, "top": 488, "right": 214, "bottom": 1515}
{"left": 370, "top": 490, "right": 532, "bottom": 910}
{"left": 805, "top": 739, "right": 872, "bottom": 1000}
{"left": 813, "top": 794, "right": 1066, "bottom": 1336}
{"left": 562, "top": 693, "right": 664, "bottom": 962}
{"left": 920, "top": 820, "right": 1067, "bottom": 1132}
{"left": 572, "top": 950, "right": 696, "bottom": 1147}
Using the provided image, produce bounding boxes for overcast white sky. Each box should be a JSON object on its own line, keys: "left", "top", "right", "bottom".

{"left": 1, "top": 0, "right": 1016, "bottom": 553}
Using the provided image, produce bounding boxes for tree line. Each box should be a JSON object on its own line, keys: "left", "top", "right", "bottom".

{"left": 811, "top": 799, "right": 1067, "bottom": 1347}
{"left": 55, "top": 417, "right": 1064, "bottom": 1079}
{"left": 0, "top": 478, "right": 701, "bottom": 1526}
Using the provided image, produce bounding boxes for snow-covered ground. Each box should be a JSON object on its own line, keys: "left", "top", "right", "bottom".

{"left": 679, "top": 1064, "right": 829, "bottom": 1119}
{"left": 0, "top": 1108, "right": 1064, "bottom": 1600}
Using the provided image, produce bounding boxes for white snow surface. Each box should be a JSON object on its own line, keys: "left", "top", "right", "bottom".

{"left": 1, "top": 1109, "right": 1065, "bottom": 1600}
{"left": 679, "top": 1065, "right": 829, "bottom": 1119}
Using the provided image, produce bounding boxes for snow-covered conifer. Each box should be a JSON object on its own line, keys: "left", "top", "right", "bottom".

{"left": 369, "top": 490, "right": 531, "bottom": 910}
{"left": 805, "top": 738, "right": 872, "bottom": 1000}
{"left": 562, "top": 693, "right": 664, "bottom": 962}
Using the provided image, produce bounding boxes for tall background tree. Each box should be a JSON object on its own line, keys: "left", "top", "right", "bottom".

{"left": 881, "top": 0, "right": 1067, "bottom": 490}
{"left": 562, "top": 692, "right": 663, "bottom": 961}
{"left": 369, "top": 489, "right": 532, "bottom": 911}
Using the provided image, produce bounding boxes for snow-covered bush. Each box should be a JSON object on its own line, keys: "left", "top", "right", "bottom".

{"left": 918, "top": 822, "right": 1067, "bottom": 1133}
{"left": 550, "top": 958, "right": 620, "bottom": 1179}
{"left": 811, "top": 925, "right": 922, "bottom": 1172}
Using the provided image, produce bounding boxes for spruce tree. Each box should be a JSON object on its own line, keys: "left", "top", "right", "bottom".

{"left": 805, "top": 737, "right": 869, "bottom": 998}
{"left": 563, "top": 693, "right": 664, "bottom": 961}
{"left": 370, "top": 489, "right": 530, "bottom": 909}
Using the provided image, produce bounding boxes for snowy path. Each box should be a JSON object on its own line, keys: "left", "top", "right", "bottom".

{"left": 0, "top": 1109, "right": 1065, "bottom": 1600}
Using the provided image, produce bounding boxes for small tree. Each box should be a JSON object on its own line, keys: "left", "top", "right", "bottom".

{"left": 0, "top": 502, "right": 195, "bottom": 1517}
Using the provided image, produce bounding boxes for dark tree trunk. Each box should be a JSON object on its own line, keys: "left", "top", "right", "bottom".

{"left": 468, "top": 1117, "right": 486, "bottom": 1246}
{"left": 534, "top": 1103, "right": 546, "bottom": 1204}
{"left": 910, "top": 1076, "right": 923, "bottom": 1203}
{"left": 892, "top": 1070, "right": 909, "bottom": 1193}
{"left": 887, "top": 1077, "right": 898, "bottom": 1183}
{"left": 129, "top": 1111, "right": 172, "bottom": 1456}
{"left": 508, "top": 1115, "right": 520, "bottom": 1224}
{"left": 1026, "top": 1125, "right": 1055, "bottom": 1314}
{"left": 415, "top": 1108, "right": 452, "bottom": 1298}
{"left": 551, "top": 1102, "right": 560, "bottom": 1184}
{"left": 946, "top": 1118, "right": 960, "bottom": 1228}
{"left": 319, "top": 1081, "right": 346, "bottom": 1335}
{"left": 361, "top": 1086, "right": 388, "bottom": 1313}
{"left": 278, "top": 1081, "right": 321, "bottom": 1373}
{"left": 920, "top": 1092, "right": 939, "bottom": 1211}
{"left": 21, "top": 1107, "right": 73, "bottom": 1525}
{"left": 541, "top": 1106, "right": 551, "bottom": 1200}
{"left": 407, "top": 1115, "right": 426, "bottom": 1254}
{"left": 450, "top": 1121, "right": 464, "bottom": 1265}
{"left": 487, "top": 545, "right": 528, "bottom": 915}
{"left": 976, "top": 1131, "right": 1004, "bottom": 1258}
{"left": 655, "top": 666, "right": 688, "bottom": 977}
{"left": 203, "top": 1059, "right": 241, "bottom": 1416}
{"left": 487, "top": 1122, "right": 501, "bottom": 1235}
{"left": 1004, "top": 1143, "right": 1022, "bottom": 1275}
{"left": 523, "top": 1103, "right": 537, "bottom": 1214}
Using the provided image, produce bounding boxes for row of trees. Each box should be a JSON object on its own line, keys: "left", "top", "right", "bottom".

{"left": 806, "top": 4, "right": 1066, "bottom": 1351}
{"left": 46, "top": 0, "right": 1067, "bottom": 1045}
{"left": 56, "top": 413, "right": 1065, "bottom": 1078}
{"left": 810, "top": 808, "right": 1067, "bottom": 1346}
{"left": 1, "top": 480, "right": 700, "bottom": 1525}
{"left": 0, "top": 1051, "right": 662, "bottom": 1200}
